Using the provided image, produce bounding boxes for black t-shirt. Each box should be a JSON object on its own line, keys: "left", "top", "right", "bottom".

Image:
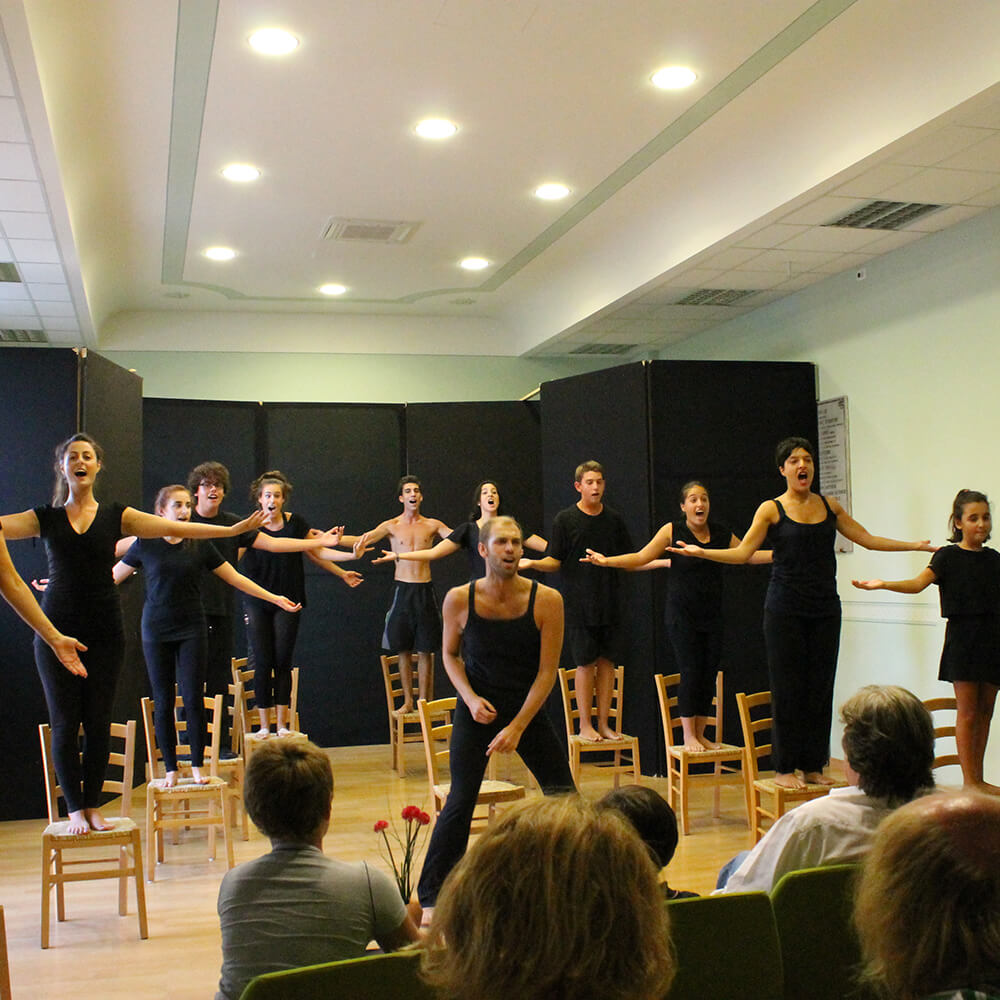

{"left": 190, "top": 510, "right": 258, "bottom": 617}
{"left": 666, "top": 519, "right": 731, "bottom": 629}
{"left": 547, "top": 504, "right": 632, "bottom": 626}
{"left": 446, "top": 521, "right": 485, "bottom": 579}
{"left": 239, "top": 512, "right": 310, "bottom": 607}
{"left": 930, "top": 544, "right": 1000, "bottom": 618}
{"left": 122, "top": 537, "right": 224, "bottom": 641}
{"left": 34, "top": 501, "right": 126, "bottom": 639}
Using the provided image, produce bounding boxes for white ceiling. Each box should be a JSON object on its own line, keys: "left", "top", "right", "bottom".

{"left": 0, "top": 0, "right": 998, "bottom": 358}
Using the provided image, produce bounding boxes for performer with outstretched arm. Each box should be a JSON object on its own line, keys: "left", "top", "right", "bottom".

{"left": 416, "top": 515, "right": 575, "bottom": 913}
{"left": 585, "top": 479, "right": 771, "bottom": 752}
{"left": 0, "top": 433, "right": 263, "bottom": 834}
{"left": 668, "top": 437, "right": 933, "bottom": 789}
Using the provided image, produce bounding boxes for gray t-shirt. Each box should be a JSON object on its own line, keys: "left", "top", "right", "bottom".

{"left": 216, "top": 842, "right": 406, "bottom": 1000}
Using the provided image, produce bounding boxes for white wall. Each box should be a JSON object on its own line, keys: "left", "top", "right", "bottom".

{"left": 659, "top": 205, "right": 1000, "bottom": 781}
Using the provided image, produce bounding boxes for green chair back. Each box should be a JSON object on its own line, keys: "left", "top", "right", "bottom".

{"left": 664, "top": 892, "right": 783, "bottom": 1000}
{"left": 770, "top": 864, "right": 877, "bottom": 1000}
{"left": 239, "top": 950, "right": 435, "bottom": 1000}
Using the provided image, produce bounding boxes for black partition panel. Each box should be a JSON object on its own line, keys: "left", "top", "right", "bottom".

{"left": 263, "top": 403, "right": 405, "bottom": 747}
{"left": 0, "top": 348, "right": 142, "bottom": 819}
{"left": 404, "top": 401, "right": 543, "bottom": 697}
{"left": 540, "top": 363, "right": 657, "bottom": 761}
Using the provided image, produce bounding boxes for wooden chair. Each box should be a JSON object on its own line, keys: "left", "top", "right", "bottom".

{"left": 654, "top": 671, "right": 745, "bottom": 834}
{"left": 417, "top": 697, "right": 525, "bottom": 831}
{"left": 231, "top": 658, "right": 306, "bottom": 767}
{"left": 0, "top": 906, "right": 10, "bottom": 1000}
{"left": 240, "top": 950, "right": 436, "bottom": 1000}
{"left": 770, "top": 864, "right": 876, "bottom": 1000}
{"left": 175, "top": 686, "right": 248, "bottom": 841}
{"left": 380, "top": 654, "right": 424, "bottom": 775}
{"left": 923, "top": 695, "right": 961, "bottom": 781}
{"left": 141, "top": 693, "right": 234, "bottom": 881}
{"left": 39, "top": 721, "right": 148, "bottom": 948}
{"left": 736, "top": 690, "right": 840, "bottom": 845}
{"left": 557, "top": 665, "right": 640, "bottom": 787}
{"left": 664, "top": 892, "right": 783, "bottom": 1000}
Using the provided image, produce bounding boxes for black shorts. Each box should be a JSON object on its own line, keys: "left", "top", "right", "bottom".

{"left": 939, "top": 616, "right": 1000, "bottom": 685}
{"left": 566, "top": 624, "right": 622, "bottom": 667}
{"left": 382, "top": 582, "right": 442, "bottom": 654}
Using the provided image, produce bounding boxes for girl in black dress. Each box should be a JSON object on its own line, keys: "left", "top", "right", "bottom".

{"left": 853, "top": 489, "right": 1000, "bottom": 794}
{"left": 584, "top": 480, "right": 769, "bottom": 752}
{"left": 0, "top": 433, "right": 263, "bottom": 833}
{"left": 114, "top": 484, "right": 301, "bottom": 786}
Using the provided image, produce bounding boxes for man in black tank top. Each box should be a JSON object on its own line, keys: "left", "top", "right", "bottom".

{"left": 416, "top": 516, "right": 575, "bottom": 910}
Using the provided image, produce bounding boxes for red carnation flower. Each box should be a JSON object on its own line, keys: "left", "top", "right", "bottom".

{"left": 401, "top": 805, "right": 420, "bottom": 821}
{"left": 373, "top": 819, "right": 389, "bottom": 832}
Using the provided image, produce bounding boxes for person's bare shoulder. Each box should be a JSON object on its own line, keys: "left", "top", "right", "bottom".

{"left": 533, "top": 580, "right": 564, "bottom": 618}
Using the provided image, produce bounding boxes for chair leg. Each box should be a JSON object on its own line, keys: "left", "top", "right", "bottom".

{"left": 631, "top": 743, "right": 641, "bottom": 784}
{"left": 679, "top": 762, "right": 691, "bottom": 836}
{"left": 0, "top": 905, "right": 12, "bottom": 1000}
{"left": 131, "top": 829, "right": 149, "bottom": 940}
{"left": 146, "top": 787, "right": 157, "bottom": 882}
{"left": 118, "top": 844, "right": 128, "bottom": 915}
{"left": 40, "top": 840, "right": 52, "bottom": 949}
{"left": 54, "top": 849, "right": 66, "bottom": 922}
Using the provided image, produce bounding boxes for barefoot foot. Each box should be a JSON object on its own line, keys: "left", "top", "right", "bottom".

{"left": 965, "top": 780, "right": 1000, "bottom": 796}
{"left": 682, "top": 740, "right": 706, "bottom": 753}
{"left": 191, "top": 767, "right": 209, "bottom": 785}
{"left": 774, "top": 772, "right": 806, "bottom": 790}
{"left": 578, "top": 724, "right": 602, "bottom": 742}
{"left": 698, "top": 738, "right": 722, "bottom": 751}
{"left": 803, "top": 771, "right": 836, "bottom": 786}
{"left": 598, "top": 727, "right": 624, "bottom": 742}
{"left": 277, "top": 727, "right": 292, "bottom": 738}
{"left": 393, "top": 703, "right": 414, "bottom": 718}
{"left": 84, "top": 808, "right": 112, "bottom": 831}
{"left": 163, "top": 770, "right": 179, "bottom": 788}
{"left": 67, "top": 810, "right": 90, "bottom": 835}
{"left": 255, "top": 728, "right": 271, "bottom": 739}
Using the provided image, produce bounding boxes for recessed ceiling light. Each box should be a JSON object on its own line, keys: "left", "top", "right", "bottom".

{"left": 534, "top": 182, "right": 570, "bottom": 201}
{"left": 221, "top": 163, "right": 261, "bottom": 182}
{"left": 415, "top": 118, "right": 458, "bottom": 139}
{"left": 248, "top": 28, "right": 299, "bottom": 55}
{"left": 651, "top": 65, "right": 697, "bottom": 90}
{"left": 460, "top": 257, "right": 489, "bottom": 271}
{"left": 319, "top": 283, "right": 347, "bottom": 296}
{"left": 203, "top": 246, "right": 236, "bottom": 261}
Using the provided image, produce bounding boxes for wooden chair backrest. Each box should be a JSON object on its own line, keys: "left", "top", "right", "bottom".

{"left": 656, "top": 671, "right": 726, "bottom": 749}
{"left": 922, "top": 696, "right": 960, "bottom": 771}
{"left": 230, "top": 658, "right": 300, "bottom": 730}
{"left": 558, "top": 664, "right": 626, "bottom": 739}
{"left": 380, "top": 654, "right": 405, "bottom": 712}
{"left": 735, "top": 691, "right": 774, "bottom": 781}
{"left": 417, "top": 697, "right": 455, "bottom": 790}
{"left": 141, "top": 694, "right": 223, "bottom": 779}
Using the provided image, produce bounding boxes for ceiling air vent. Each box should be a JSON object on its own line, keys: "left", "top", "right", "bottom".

{"left": 0, "top": 262, "right": 22, "bottom": 282}
{"left": 321, "top": 217, "right": 420, "bottom": 243}
{"left": 676, "top": 288, "right": 760, "bottom": 306}
{"left": 570, "top": 343, "right": 636, "bottom": 356}
{"left": 0, "top": 328, "right": 47, "bottom": 343}
{"left": 824, "top": 200, "right": 945, "bottom": 231}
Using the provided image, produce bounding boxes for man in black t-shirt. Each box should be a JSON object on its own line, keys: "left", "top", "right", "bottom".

{"left": 520, "top": 461, "right": 632, "bottom": 742}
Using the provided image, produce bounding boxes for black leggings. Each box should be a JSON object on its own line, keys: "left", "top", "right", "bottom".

{"left": 244, "top": 603, "right": 301, "bottom": 709}
{"left": 142, "top": 632, "right": 207, "bottom": 771}
{"left": 763, "top": 610, "right": 841, "bottom": 774}
{"left": 34, "top": 632, "right": 124, "bottom": 813}
{"left": 667, "top": 616, "right": 722, "bottom": 718}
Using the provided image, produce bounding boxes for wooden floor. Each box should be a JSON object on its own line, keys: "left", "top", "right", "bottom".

{"left": 2, "top": 745, "right": 755, "bottom": 1000}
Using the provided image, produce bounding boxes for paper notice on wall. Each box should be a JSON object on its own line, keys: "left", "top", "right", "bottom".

{"left": 818, "top": 396, "right": 852, "bottom": 553}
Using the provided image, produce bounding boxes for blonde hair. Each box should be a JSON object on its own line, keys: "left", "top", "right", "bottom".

{"left": 855, "top": 791, "right": 1000, "bottom": 999}
{"left": 421, "top": 796, "right": 675, "bottom": 1000}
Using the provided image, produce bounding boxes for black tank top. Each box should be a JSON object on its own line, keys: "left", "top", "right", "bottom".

{"left": 765, "top": 496, "right": 840, "bottom": 617}
{"left": 463, "top": 580, "right": 540, "bottom": 703}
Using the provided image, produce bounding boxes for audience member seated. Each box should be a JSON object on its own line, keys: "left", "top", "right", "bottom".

{"left": 421, "top": 795, "right": 676, "bottom": 1000}
{"left": 717, "top": 684, "right": 935, "bottom": 893}
{"left": 598, "top": 784, "right": 698, "bottom": 899}
{"left": 855, "top": 790, "right": 1000, "bottom": 1000}
{"left": 215, "top": 738, "right": 420, "bottom": 1000}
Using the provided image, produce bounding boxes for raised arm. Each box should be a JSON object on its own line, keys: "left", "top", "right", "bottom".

{"left": 372, "top": 538, "right": 460, "bottom": 566}
{"left": 830, "top": 499, "right": 934, "bottom": 553}
{"left": 584, "top": 522, "right": 673, "bottom": 569}
{"left": 852, "top": 566, "right": 936, "bottom": 594}
{"left": 0, "top": 509, "right": 40, "bottom": 541}
{"left": 304, "top": 548, "right": 363, "bottom": 587}
{"left": 212, "top": 561, "right": 302, "bottom": 611}
{"left": 122, "top": 507, "right": 265, "bottom": 540}
{"left": 252, "top": 526, "right": 343, "bottom": 553}
{"left": 523, "top": 533, "right": 547, "bottom": 553}
{"left": 668, "top": 501, "right": 777, "bottom": 564}
{"left": 487, "top": 586, "right": 565, "bottom": 756}
{"left": 350, "top": 521, "right": 393, "bottom": 558}
{"left": 112, "top": 559, "right": 136, "bottom": 585}
{"left": 738, "top": 533, "right": 774, "bottom": 565}
{"left": 0, "top": 529, "right": 87, "bottom": 675}
{"left": 518, "top": 555, "right": 561, "bottom": 573}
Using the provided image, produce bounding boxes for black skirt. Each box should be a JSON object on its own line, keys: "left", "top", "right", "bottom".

{"left": 939, "top": 614, "right": 1000, "bottom": 684}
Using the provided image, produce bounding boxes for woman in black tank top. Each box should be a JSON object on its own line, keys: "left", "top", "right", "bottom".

{"left": 667, "top": 438, "right": 933, "bottom": 790}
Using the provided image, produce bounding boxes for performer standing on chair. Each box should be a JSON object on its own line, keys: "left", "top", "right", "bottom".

{"left": 353, "top": 476, "right": 451, "bottom": 714}
{"left": 0, "top": 433, "right": 263, "bottom": 834}
{"left": 520, "top": 461, "right": 633, "bottom": 742}
{"left": 668, "top": 437, "right": 933, "bottom": 789}
{"left": 416, "top": 516, "right": 575, "bottom": 910}
{"left": 853, "top": 488, "right": 1000, "bottom": 794}
{"left": 585, "top": 480, "right": 771, "bottom": 752}
{"left": 241, "top": 470, "right": 363, "bottom": 739}
{"left": 114, "top": 484, "right": 302, "bottom": 787}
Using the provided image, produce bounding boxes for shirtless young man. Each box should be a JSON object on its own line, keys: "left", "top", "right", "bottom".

{"left": 354, "top": 476, "right": 451, "bottom": 712}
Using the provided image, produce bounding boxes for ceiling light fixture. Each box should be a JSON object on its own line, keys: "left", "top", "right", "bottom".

{"left": 248, "top": 28, "right": 299, "bottom": 55}
{"left": 203, "top": 246, "right": 237, "bottom": 261}
{"left": 415, "top": 118, "right": 458, "bottom": 139}
{"left": 319, "top": 283, "right": 347, "bottom": 296}
{"left": 460, "top": 257, "right": 489, "bottom": 271}
{"left": 221, "top": 163, "right": 261, "bottom": 182}
{"left": 651, "top": 65, "right": 697, "bottom": 90}
{"left": 534, "top": 182, "right": 570, "bottom": 201}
